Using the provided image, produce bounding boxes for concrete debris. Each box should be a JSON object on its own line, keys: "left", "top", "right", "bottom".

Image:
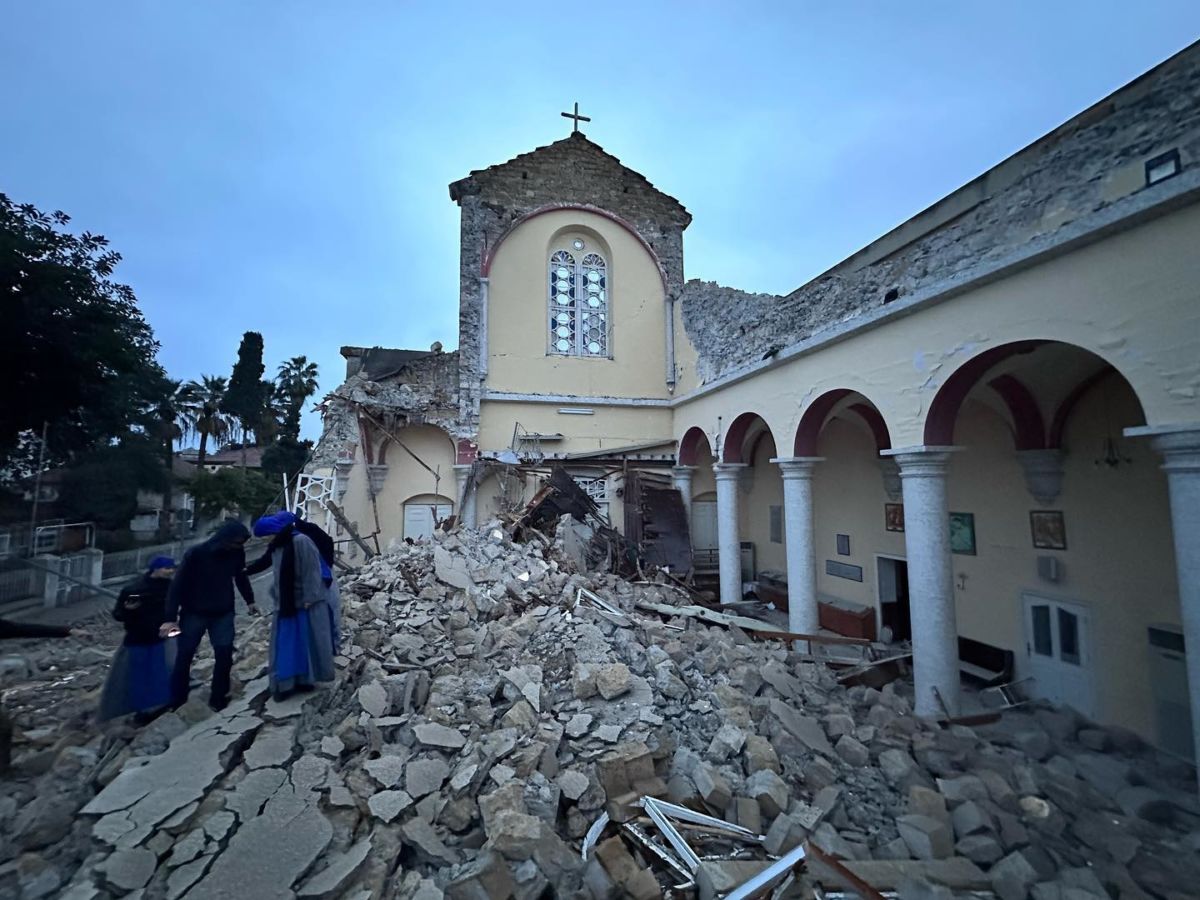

{"left": 1, "top": 520, "right": 1198, "bottom": 899}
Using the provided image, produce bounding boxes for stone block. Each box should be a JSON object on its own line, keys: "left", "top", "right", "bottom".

{"left": 406, "top": 758, "right": 451, "bottom": 798}
{"left": 488, "top": 810, "right": 543, "bottom": 860}
{"left": 444, "top": 850, "right": 517, "bottom": 900}
{"left": 733, "top": 796, "right": 762, "bottom": 834}
{"left": 745, "top": 769, "right": 789, "bottom": 819}
{"left": 835, "top": 734, "right": 870, "bottom": 767}
{"left": 692, "top": 764, "right": 733, "bottom": 814}
{"left": 936, "top": 775, "right": 988, "bottom": 805}
{"left": 742, "top": 735, "right": 781, "bottom": 774}
{"left": 955, "top": 834, "right": 1004, "bottom": 867}
{"left": 595, "top": 663, "right": 632, "bottom": 700}
{"left": 696, "top": 860, "right": 775, "bottom": 900}
{"left": 950, "top": 801, "right": 994, "bottom": 839}
{"left": 879, "top": 749, "right": 919, "bottom": 784}
{"left": 908, "top": 786, "right": 949, "bottom": 824}
{"left": 897, "top": 814, "right": 954, "bottom": 860}
{"left": 763, "top": 813, "right": 808, "bottom": 855}
{"left": 706, "top": 723, "right": 747, "bottom": 761}
{"left": 990, "top": 851, "right": 1039, "bottom": 900}
{"left": 414, "top": 722, "right": 467, "bottom": 750}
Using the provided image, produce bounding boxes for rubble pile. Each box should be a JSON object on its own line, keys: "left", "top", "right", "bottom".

{"left": 3, "top": 524, "right": 1199, "bottom": 899}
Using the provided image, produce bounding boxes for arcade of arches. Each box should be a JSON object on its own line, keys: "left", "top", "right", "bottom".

{"left": 675, "top": 339, "right": 1200, "bottom": 763}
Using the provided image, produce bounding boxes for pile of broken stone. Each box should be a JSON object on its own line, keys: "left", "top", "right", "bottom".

{"left": 4, "top": 523, "right": 1199, "bottom": 900}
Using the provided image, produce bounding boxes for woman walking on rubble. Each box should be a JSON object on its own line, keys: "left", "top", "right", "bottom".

{"left": 252, "top": 511, "right": 337, "bottom": 701}
{"left": 98, "top": 555, "right": 177, "bottom": 724}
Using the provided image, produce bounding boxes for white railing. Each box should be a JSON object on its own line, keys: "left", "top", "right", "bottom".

{"left": 0, "top": 568, "right": 37, "bottom": 605}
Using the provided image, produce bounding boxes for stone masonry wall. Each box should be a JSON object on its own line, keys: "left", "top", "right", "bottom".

{"left": 681, "top": 44, "right": 1200, "bottom": 385}
{"left": 310, "top": 350, "right": 463, "bottom": 469}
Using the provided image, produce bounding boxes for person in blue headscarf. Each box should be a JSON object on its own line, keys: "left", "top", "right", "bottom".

{"left": 98, "top": 556, "right": 178, "bottom": 724}
{"left": 252, "top": 511, "right": 337, "bottom": 701}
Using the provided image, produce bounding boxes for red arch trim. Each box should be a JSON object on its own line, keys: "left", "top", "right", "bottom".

{"left": 924, "top": 341, "right": 1046, "bottom": 446}
{"left": 1048, "top": 366, "right": 1118, "bottom": 448}
{"left": 848, "top": 403, "right": 893, "bottom": 452}
{"left": 988, "top": 374, "right": 1046, "bottom": 451}
{"left": 723, "top": 413, "right": 772, "bottom": 463}
{"left": 677, "top": 426, "right": 712, "bottom": 466}
{"left": 480, "top": 204, "right": 669, "bottom": 292}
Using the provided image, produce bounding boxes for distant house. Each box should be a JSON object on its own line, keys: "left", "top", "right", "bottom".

{"left": 177, "top": 445, "right": 265, "bottom": 473}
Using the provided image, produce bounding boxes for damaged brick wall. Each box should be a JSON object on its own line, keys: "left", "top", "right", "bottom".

{"left": 310, "top": 349, "right": 465, "bottom": 469}
{"left": 681, "top": 44, "right": 1200, "bottom": 385}
{"left": 451, "top": 133, "right": 693, "bottom": 430}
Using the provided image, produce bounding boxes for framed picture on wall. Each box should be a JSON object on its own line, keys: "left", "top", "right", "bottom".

{"left": 884, "top": 503, "right": 905, "bottom": 532}
{"left": 949, "top": 512, "right": 976, "bottom": 555}
{"left": 1030, "top": 510, "right": 1067, "bottom": 550}
{"left": 836, "top": 533, "right": 851, "bottom": 556}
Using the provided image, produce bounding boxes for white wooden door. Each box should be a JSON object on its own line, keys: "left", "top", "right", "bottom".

{"left": 691, "top": 500, "right": 718, "bottom": 550}
{"left": 403, "top": 503, "right": 453, "bottom": 541}
{"left": 1023, "top": 594, "right": 1094, "bottom": 717}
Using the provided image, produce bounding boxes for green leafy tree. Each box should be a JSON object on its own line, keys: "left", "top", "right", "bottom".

{"left": 149, "top": 378, "right": 198, "bottom": 538}
{"left": 262, "top": 436, "right": 312, "bottom": 483}
{"left": 189, "top": 467, "right": 280, "bottom": 521}
{"left": 184, "top": 375, "right": 232, "bottom": 466}
{"left": 59, "top": 436, "right": 169, "bottom": 531}
{"left": 223, "top": 332, "right": 267, "bottom": 450}
{"left": 0, "top": 193, "right": 164, "bottom": 473}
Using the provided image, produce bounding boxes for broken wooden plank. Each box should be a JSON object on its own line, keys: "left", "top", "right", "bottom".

{"left": 632, "top": 599, "right": 786, "bottom": 635}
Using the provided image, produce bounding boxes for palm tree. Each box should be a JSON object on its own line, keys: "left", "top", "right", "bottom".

{"left": 153, "top": 379, "right": 197, "bottom": 538}
{"left": 276, "top": 356, "right": 320, "bottom": 439}
{"left": 184, "top": 375, "right": 232, "bottom": 466}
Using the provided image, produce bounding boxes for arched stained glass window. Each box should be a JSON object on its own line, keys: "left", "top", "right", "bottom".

{"left": 548, "top": 248, "right": 608, "bottom": 357}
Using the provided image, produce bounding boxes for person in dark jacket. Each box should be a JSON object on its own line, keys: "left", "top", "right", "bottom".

{"left": 98, "top": 556, "right": 177, "bottom": 724}
{"left": 0, "top": 618, "right": 76, "bottom": 773}
{"left": 163, "top": 520, "right": 257, "bottom": 711}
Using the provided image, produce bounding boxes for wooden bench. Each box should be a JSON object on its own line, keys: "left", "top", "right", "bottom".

{"left": 957, "top": 636, "right": 1014, "bottom": 688}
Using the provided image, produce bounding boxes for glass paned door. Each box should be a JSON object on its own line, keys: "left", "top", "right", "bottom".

{"left": 1023, "top": 594, "right": 1094, "bottom": 717}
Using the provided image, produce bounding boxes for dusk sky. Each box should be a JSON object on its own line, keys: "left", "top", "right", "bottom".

{"left": 3, "top": 3, "right": 1197, "bottom": 440}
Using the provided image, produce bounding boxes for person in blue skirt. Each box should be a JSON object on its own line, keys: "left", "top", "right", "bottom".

{"left": 98, "top": 556, "right": 177, "bottom": 724}
{"left": 252, "top": 512, "right": 336, "bottom": 701}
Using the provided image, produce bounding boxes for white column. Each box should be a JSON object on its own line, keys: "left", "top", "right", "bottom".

{"left": 714, "top": 463, "right": 746, "bottom": 605}
{"left": 772, "top": 457, "right": 822, "bottom": 635}
{"left": 886, "top": 447, "right": 961, "bottom": 717}
{"left": 1148, "top": 428, "right": 1200, "bottom": 771}
{"left": 453, "top": 464, "right": 477, "bottom": 528}
{"left": 671, "top": 466, "right": 695, "bottom": 522}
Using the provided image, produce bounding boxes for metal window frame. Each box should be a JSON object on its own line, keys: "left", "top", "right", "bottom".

{"left": 547, "top": 247, "right": 611, "bottom": 359}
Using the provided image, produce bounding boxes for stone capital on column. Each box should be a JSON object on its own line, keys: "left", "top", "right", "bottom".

{"left": 770, "top": 456, "right": 823, "bottom": 479}
{"left": 366, "top": 463, "right": 388, "bottom": 496}
{"left": 1016, "top": 448, "right": 1066, "bottom": 505}
{"left": 671, "top": 465, "right": 696, "bottom": 479}
{"left": 882, "top": 446, "right": 961, "bottom": 478}
{"left": 1147, "top": 428, "right": 1200, "bottom": 473}
{"left": 713, "top": 462, "right": 747, "bottom": 481}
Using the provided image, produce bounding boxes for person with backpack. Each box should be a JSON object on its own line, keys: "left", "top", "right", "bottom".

{"left": 251, "top": 511, "right": 336, "bottom": 701}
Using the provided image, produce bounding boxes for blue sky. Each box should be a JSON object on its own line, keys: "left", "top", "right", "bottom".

{"left": 3, "top": 3, "right": 1197, "bottom": 440}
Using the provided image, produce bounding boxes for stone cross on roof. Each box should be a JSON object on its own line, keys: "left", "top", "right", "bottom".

{"left": 560, "top": 102, "right": 591, "bottom": 134}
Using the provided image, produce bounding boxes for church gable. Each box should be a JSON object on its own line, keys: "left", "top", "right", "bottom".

{"left": 448, "top": 132, "right": 691, "bottom": 230}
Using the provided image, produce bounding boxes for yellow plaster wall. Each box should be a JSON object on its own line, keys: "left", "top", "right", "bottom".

{"left": 812, "top": 418, "right": 907, "bottom": 609}
{"left": 672, "top": 202, "right": 1200, "bottom": 452}
{"left": 477, "top": 401, "right": 674, "bottom": 456}
{"left": 739, "top": 433, "right": 786, "bottom": 576}
{"left": 486, "top": 209, "right": 685, "bottom": 399}
{"left": 804, "top": 390, "right": 1176, "bottom": 743}
{"left": 334, "top": 425, "right": 458, "bottom": 552}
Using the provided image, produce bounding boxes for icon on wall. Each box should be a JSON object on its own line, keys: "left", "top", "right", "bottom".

{"left": 1030, "top": 510, "right": 1067, "bottom": 550}
{"left": 884, "top": 503, "right": 905, "bottom": 532}
{"left": 949, "top": 512, "right": 976, "bottom": 555}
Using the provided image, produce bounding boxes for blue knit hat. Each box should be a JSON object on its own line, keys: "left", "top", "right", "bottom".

{"left": 148, "top": 555, "right": 175, "bottom": 573}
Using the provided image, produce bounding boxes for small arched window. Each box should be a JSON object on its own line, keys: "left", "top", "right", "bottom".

{"left": 549, "top": 248, "right": 608, "bottom": 357}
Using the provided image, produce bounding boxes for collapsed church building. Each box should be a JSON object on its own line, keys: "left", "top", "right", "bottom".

{"left": 307, "top": 41, "right": 1200, "bottom": 768}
